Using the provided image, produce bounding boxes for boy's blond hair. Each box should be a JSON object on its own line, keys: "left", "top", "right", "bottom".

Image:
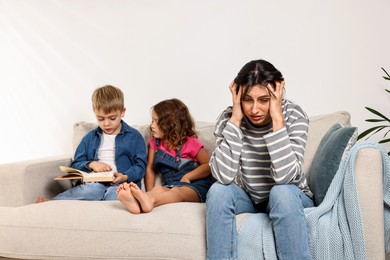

{"left": 92, "top": 85, "right": 124, "bottom": 113}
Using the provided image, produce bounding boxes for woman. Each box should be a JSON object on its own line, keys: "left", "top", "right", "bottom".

{"left": 206, "top": 59, "right": 314, "bottom": 260}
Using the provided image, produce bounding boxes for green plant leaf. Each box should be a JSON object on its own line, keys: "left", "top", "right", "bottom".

{"left": 358, "top": 125, "right": 386, "bottom": 139}
{"left": 379, "top": 138, "right": 390, "bottom": 144}
{"left": 382, "top": 67, "right": 390, "bottom": 80}
{"left": 366, "top": 119, "right": 386, "bottom": 122}
{"left": 383, "top": 129, "right": 390, "bottom": 138}
{"left": 360, "top": 68, "right": 390, "bottom": 155}
{"left": 365, "top": 107, "right": 390, "bottom": 122}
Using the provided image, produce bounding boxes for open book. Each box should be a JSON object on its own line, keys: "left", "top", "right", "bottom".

{"left": 54, "top": 166, "right": 115, "bottom": 183}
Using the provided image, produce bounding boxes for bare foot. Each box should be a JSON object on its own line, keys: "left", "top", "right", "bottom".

{"left": 117, "top": 183, "right": 141, "bottom": 214}
{"left": 35, "top": 197, "right": 50, "bottom": 203}
{"left": 130, "top": 182, "right": 154, "bottom": 213}
{"left": 116, "top": 183, "right": 129, "bottom": 195}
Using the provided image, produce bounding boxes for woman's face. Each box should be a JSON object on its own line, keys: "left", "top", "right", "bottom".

{"left": 241, "top": 84, "right": 272, "bottom": 126}
{"left": 150, "top": 109, "right": 164, "bottom": 139}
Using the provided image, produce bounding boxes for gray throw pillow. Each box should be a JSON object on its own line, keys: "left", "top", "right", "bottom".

{"left": 307, "top": 123, "right": 358, "bottom": 206}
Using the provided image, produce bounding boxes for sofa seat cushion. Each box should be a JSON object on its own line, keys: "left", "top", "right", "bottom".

{"left": 0, "top": 201, "right": 206, "bottom": 259}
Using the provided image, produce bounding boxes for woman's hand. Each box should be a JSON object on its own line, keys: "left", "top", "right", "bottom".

{"left": 267, "top": 81, "right": 285, "bottom": 131}
{"left": 229, "top": 80, "right": 244, "bottom": 127}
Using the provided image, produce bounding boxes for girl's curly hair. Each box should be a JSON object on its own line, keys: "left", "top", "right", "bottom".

{"left": 151, "top": 98, "right": 196, "bottom": 149}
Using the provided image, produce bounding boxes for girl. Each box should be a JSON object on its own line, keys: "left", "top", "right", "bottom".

{"left": 116, "top": 98, "right": 213, "bottom": 214}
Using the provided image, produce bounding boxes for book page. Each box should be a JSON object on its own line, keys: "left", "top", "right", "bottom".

{"left": 56, "top": 165, "right": 114, "bottom": 182}
{"left": 59, "top": 166, "right": 88, "bottom": 175}
{"left": 87, "top": 171, "right": 114, "bottom": 178}
{"left": 83, "top": 171, "right": 115, "bottom": 182}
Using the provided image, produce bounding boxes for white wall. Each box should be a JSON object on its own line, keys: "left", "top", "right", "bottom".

{"left": 0, "top": 0, "right": 389, "bottom": 164}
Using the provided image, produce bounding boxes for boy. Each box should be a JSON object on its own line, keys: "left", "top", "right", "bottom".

{"left": 36, "top": 85, "right": 147, "bottom": 202}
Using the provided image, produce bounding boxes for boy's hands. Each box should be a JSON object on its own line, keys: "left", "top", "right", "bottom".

{"left": 112, "top": 172, "right": 128, "bottom": 184}
{"left": 88, "top": 161, "right": 112, "bottom": 172}
{"left": 87, "top": 161, "right": 127, "bottom": 184}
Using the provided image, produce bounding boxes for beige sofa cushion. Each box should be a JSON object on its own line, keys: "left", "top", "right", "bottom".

{"left": 0, "top": 201, "right": 206, "bottom": 259}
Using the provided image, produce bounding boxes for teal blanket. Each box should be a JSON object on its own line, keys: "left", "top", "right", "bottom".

{"left": 238, "top": 141, "right": 390, "bottom": 259}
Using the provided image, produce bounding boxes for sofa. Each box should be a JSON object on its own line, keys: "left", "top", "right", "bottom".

{"left": 0, "top": 111, "right": 388, "bottom": 259}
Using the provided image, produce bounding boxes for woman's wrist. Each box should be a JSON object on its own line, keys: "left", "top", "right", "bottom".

{"left": 272, "top": 117, "right": 285, "bottom": 131}
{"left": 229, "top": 117, "right": 242, "bottom": 127}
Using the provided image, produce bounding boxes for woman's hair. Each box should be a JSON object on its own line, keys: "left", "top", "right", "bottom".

{"left": 234, "top": 59, "right": 284, "bottom": 98}
{"left": 151, "top": 98, "right": 196, "bottom": 149}
{"left": 92, "top": 85, "right": 124, "bottom": 113}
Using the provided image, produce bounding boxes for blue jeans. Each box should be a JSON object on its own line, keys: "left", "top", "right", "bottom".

{"left": 154, "top": 148, "right": 214, "bottom": 202}
{"left": 206, "top": 182, "right": 314, "bottom": 260}
{"left": 53, "top": 182, "right": 119, "bottom": 201}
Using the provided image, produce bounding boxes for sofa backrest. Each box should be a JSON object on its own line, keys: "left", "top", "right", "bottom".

{"left": 72, "top": 111, "right": 351, "bottom": 177}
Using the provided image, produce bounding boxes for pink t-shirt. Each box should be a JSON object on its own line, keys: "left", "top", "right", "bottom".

{"left": 149, "top": 136, "right": 203, "bottom": 162}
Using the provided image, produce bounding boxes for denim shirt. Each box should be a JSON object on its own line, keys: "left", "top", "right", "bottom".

{"left": 71, "top": 120, "right": 147, "bottom": 186}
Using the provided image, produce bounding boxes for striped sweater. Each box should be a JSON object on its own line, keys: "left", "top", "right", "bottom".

{"left": 210, "top": 99, "right": 313, "bottom": 204}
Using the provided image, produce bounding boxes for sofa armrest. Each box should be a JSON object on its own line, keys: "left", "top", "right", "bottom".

{"left": 0, "top": 156, "right": 73, "bottom": 207}
{"left": 355, "top": 147, "right": 385, "bottom": 259}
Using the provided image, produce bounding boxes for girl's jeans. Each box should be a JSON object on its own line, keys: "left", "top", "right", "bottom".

{"left": 206, "top": 182, "right": 314, "bottom": 260}
{"left": 53, "top": 182, "right": 119, "bottom": 201}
